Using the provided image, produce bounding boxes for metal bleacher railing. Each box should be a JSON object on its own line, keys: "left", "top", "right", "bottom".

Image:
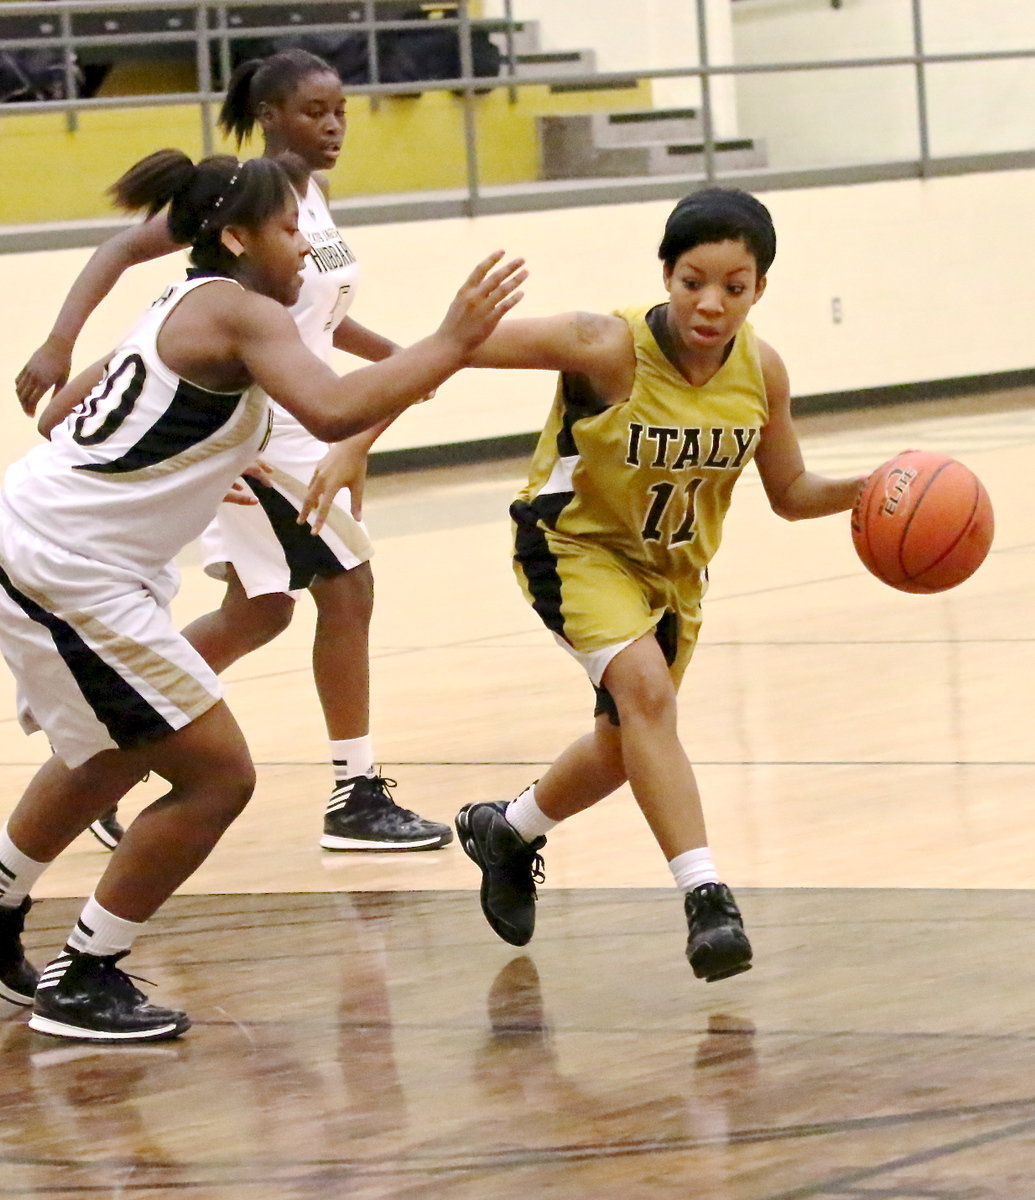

{"left": 2, "top": 0, "right": 1034, "bottom": 239}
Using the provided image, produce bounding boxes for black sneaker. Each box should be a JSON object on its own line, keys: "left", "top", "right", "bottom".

{"left": 685, "top": 882, "right": 753, "bottom": 982}
{"left": 88, "top": 808, "right": 124, "bottom": 850}
{"left": 456, "top": 801, "right": 546, "bottom": 947}
{"left": 320, "top": 774, "right": 453, "bottom": 852}
{"left": 29, "top": 949, "right": 190, "bottom": 1042}
{"left": 0, "top": 896, "right": 39, "bottom": 1006}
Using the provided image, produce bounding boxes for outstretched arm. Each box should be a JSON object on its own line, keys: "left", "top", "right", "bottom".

{"left": 465, "top": 310, "right": 636, "bottom": 404}
{"left": 15, "top": 214, "right": 183, "bottom": 416}
{"left": 466, "top": 310, "right": 624, "bottom": 368}
{"left": 236, "top": 251, "right": 527, "bottom": 442}
{"left": 754, "top": 340, "right": 865, "bottom": 520}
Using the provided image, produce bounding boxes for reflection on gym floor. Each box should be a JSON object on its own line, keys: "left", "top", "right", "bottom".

{"left": 1, "top": 390, "right": 1033, "bottom": 1197}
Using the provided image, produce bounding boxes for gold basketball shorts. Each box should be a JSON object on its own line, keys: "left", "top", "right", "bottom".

{"left": 512, "top": 516, "right": 705, "bottom": 704}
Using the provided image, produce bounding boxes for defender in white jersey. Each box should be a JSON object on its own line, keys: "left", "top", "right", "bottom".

{"left": 1, "top": 276, "right": 269, "bottom": 770}
{"left": 16, "top": 49, "right": 451, "bottom": 854}
{"left": 0, "top": 147, "right": 526, "bottom": 1042}
{"left": 6, "top": 278, "right": 270, "bottom": 585}
{"left": 202, "top": 174, "right": 367, "bottom": 596}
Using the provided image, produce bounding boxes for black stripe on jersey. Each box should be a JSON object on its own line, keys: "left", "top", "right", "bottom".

{"left": 511, "top": 512, "right": 565, "bottom": 640}
{"left": 556, "top": 371, "right": 609, "bottom": 457}
{"left": 512, "top": 491, "right": 572, "bottom": 532}
{"left": 654, "top": 609, "right": 679, "bottom": 668}
{"left": 0, "top": 562, "right": 176, "bottom": 750}
{"left": 245, "top": 477, "right": 347, "bottom": 591}
{"left": 75, "top": 379, "right": 242, "bottom": 475}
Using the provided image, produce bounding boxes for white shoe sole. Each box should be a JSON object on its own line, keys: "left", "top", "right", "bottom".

{"left": 320, "top": 833, "right": 450, "bottom": 851}
{"left": 0, "top": 978, "right": 35, "bottom": 1006}
{"left": 28, "top": 1012, "right": 189, "bottom": 1041}
{"left": 88, "top": 822, "right": 120, "bottom": 850}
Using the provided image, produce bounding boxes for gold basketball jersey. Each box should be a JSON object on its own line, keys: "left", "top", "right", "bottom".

{"left": 514, "top": 304, "right": 769, "bottom": 578}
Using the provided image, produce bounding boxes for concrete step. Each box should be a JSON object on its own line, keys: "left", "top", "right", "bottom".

{"left": 538, "top": 116, "right": 767, "bottom": 179}
{"left": 660, "top": 138, "right": 767, "bottom": 172}
{"left": 541, "top": 109, "right": 704, "bottom": 153}
{"left": 485, "top": 17, "right": 541, "bottom": 58}
{"left": 599, "top": 107, "right": 702, "bottom": 145}
{"left": 508, "top": 48, "right": 597, "bottom": 79}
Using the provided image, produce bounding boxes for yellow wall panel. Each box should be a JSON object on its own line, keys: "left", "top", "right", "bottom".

{"left": 1, "top": 81, "right": 651, "bottom": 222}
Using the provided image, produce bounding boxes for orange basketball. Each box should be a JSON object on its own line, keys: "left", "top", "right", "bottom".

{"left": 850, "top": 450, "right": 994, "bottom": 594}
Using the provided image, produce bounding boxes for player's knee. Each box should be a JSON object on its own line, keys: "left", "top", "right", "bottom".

{"left": 241, "top": 594, "right": 295, "bottom": 648}
{"left": 612, "top": 675, "right": 678, "bottom": 726}
{"left": 313, "top": 564, "right": 373, "bottom": 625}
{"left": 206, "top": 755, "right": 257, "bottom": 826}
{"left": 226, "top": 766, "right": 256, "bottom": 821}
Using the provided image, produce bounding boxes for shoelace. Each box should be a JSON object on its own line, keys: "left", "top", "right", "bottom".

{"left": 508, "top": 845, "right": 546, "bottom": 895}
{"left": 91, "top": 951, "right": 156, "bottom": 999}
{"left": 688, "top": 885, "right": 741, "bottom": 928}
{"left": 366, "top": 775, "right": 425, "bottom": 821}
{"left": 529, "top": 854, "right": 546, "bottom": 888}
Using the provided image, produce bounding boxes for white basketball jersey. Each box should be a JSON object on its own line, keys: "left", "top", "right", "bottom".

{"left": 289, "top": 176, "right": 360, "bottom": 360}
{"left": 266, "top": 177, "right": 361, "bottom": 445}
{"left": 2, "top": 276, "right": 270, "bottom": 579}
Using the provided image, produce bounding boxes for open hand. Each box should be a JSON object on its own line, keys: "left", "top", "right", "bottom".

{"left": 298, "top": 441, "right": 367, "bottom": 533}
{"left": 436, "top": 250, "right": 527, "bottom": 358}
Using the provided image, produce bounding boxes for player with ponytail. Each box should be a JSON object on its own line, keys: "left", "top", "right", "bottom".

{"left": 0, "top": 147, "right": 524, "bottom": 1041}
{"left": 17, "top": 50, "right": 455, "bottom": 855}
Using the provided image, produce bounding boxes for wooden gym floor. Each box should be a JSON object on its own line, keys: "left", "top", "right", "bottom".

{"left": 0, "top": 386, "right": 1033, "bottom": 1198}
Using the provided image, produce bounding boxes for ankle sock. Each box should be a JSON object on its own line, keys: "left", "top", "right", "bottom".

{"left": 65, "top": 895, "right": 146, "bottom": 957}
{"left": 0, "top": 824, "right": 49, "bottom": 908}
{"left": 505, "top": 784, "right": 558, "bottom": 844}
{"left": 330, "top": 736, "right": 375, "bottom": 783}
{"left": 669, "top": 847, "right": 720, "bottom": 893}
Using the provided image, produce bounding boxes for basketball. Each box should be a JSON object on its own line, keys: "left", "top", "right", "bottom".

{"left": 850, "top": 450, "right": 994, "bottom": 593}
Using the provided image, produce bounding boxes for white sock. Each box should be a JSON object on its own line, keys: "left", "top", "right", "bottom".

{"left": 0, "top": 824, "right": 49, "bottom": 908}
{"left": 65, "top": 895, "right": 146, "bottom": 957}
{"left": 330, "top": 736, "right": 375, "bottom": 783}
{"left": 669, "top": 847, "right": 720, "bottom": 892}
{"left": 505, "top": 784, "right": 558, "bottom": 844}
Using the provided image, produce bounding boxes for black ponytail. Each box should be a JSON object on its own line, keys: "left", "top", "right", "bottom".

{"left": 107, "top": 147, "right": 196, "bottom": 218}
{"left": 218, "top": 48, "right": 338, "bottom": 147}
{"left": 218, "top": 59, "right": 263, "bottom": 146}
{"left": 108, "top": 149, "right": 294, "bottom": 274}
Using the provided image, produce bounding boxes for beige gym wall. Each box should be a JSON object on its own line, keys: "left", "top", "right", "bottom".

{"left": 2, "top": 167, "right": 1033, "bottom": 469}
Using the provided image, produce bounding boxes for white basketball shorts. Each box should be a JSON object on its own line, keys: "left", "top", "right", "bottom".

{"left": 0, "top": 515, "right": 222, "bottom": 769}
{"left": 202, "top": 416, "right": 373, "bottom": 600}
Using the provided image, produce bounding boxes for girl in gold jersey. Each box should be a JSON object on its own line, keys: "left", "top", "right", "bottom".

{"left": 457, "top": 188, "right": 868, "bottom": 983}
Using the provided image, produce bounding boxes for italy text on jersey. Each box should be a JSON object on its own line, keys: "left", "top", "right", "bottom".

{"left": 625, "top": 423, "right": 759, "bottom": 471}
